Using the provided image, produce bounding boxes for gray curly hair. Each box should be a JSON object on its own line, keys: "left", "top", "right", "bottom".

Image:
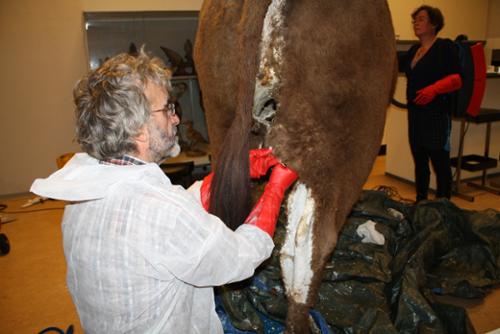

{"left": 73, "top": 48, "right": 172, "bottom": 160}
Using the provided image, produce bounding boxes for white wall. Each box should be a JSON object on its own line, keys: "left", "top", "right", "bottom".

{"left": 387, "top": 0, "right": 489, "bottom": 40}
{"left": 486, "top": 0, "right": 500, "bottom": 64}
{"left": 0, "top": 0, "right": 203, "bottom": 196}
{"left": 82, "top": 0, "right": 202, "bottom": 12}
{"left": 0, "top": 0, "right": 86, "bottom": 196}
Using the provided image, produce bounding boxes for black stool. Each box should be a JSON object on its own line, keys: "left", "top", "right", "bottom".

{"left": 451, "top": 108, "right": 500, "bottom": 201}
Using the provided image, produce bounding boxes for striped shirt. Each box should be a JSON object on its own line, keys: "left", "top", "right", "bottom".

{"left": 100, "top": 154, "right": 146, "bottom": 166}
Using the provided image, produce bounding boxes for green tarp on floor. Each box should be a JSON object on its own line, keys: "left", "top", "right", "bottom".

{"left": 218, "top": 190, "right": 500, "bottom": 333}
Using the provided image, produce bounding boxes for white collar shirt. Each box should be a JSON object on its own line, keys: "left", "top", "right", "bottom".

{"left": 31, "top": 153, "right": 274, "bottom": 334}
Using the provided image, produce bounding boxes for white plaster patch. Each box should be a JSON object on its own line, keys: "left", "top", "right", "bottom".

{"left": 253, "top": 0, "right": 287, "bottom": 129}
{"left": 259, "top": 0, "right": 286, "bottom": 78}
{"left": 280, "top": 182, "right": 315, "bottom": 304}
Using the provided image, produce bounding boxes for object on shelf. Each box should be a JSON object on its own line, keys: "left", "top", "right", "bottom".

{"left": 160, "top": 39, "right": 195, "bottom": 76}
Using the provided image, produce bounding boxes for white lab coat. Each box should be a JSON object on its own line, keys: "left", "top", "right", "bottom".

{"left": 31, "top": 153, "right": 273, "bottom": 334}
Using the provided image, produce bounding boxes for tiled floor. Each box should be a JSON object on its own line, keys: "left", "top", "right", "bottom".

{"left": 0, "top": 155, "right": 498, "bottom": 333}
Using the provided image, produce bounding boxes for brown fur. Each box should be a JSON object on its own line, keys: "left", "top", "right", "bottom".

{"left": 195, "top": 0, "right": 396, "bottom": 331}
{"left": 269, "top": 2, "right": 396, "bottom": 321}
{"left": 194, "top": 0, "right": 272, "bottom": 229}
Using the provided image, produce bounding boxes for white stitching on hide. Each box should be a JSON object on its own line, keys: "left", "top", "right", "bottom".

{"left": 253, "top": 0, "right": 286, "bottom": 130}
{"left": 280, "top": 182, "right": 315, "bottom": 304}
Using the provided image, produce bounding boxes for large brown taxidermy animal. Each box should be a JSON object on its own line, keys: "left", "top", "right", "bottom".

{"left": 194, "top": 0, "right": 397, "bottom": 332}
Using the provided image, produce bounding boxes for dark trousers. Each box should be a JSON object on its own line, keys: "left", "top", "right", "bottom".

{"left": 410, "top": 146, "right": 452, "bottom": 201}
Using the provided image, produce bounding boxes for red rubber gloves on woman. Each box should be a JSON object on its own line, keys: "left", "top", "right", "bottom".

{"left": 200, "top": 148, "right": 298, "bottom": 238}
{"left": 413, "top": 73, "right": 462, "bottom": 105}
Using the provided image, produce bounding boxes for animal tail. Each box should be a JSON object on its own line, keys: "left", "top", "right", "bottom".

{"left": 208, "top": 1, "right": 271, "bottom": 230}
{"left": 208, "top": 107, "right": 252, "bottom": 231}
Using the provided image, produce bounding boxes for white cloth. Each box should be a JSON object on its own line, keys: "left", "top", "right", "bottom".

{"left": 387, "top": 207, "right": 404, "bottom": 220}
{"left": 31, "top": 153, "right": 274, "bottom": 334}
{"left": 356, "top": 220, "right": 385, "bottom": 245}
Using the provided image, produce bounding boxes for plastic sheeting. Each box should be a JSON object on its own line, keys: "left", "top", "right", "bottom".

{"left": 217, "top": 190, "right": 500, "bottom": 333}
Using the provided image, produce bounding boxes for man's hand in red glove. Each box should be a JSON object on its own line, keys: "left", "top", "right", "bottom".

{"left": 200, "top": 159, "right": 299, "bottom": 238}
{"left": 414, "top": 73, "right": 462, "bottom": 106}
{"left": 243, "top": 163, "right": 298, "bottom": 237}
{"left": 200, "top": 172, "right": 213, "bottom": 211}
{"left": 249, "top": 148, "right": 279, "bottom": 179}
{"left": 200, "top": 148, "right": 280, "bottom": 210}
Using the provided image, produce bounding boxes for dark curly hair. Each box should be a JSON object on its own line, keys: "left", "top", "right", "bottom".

{"left": 412, "top": 5, "right": 444, "bottom": 35}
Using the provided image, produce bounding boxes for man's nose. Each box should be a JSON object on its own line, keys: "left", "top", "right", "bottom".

{"left": 171, "top": 114, "right": 180, "bottom": 125}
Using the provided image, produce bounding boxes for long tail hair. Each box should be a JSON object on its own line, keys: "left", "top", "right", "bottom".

{"left": 208, "top": 1, "right": 271, "bottom": 230}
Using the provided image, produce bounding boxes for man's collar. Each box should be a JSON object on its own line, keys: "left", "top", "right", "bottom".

{"left": 99, "top": 154, "right": 146, "bottom": 166}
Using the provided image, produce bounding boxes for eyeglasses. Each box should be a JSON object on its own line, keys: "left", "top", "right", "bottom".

{"left": 412, "top": 14, "right": 429, "bottom": 25}
{"left": 151, "top": 102, "right": 176, "bottom": 117}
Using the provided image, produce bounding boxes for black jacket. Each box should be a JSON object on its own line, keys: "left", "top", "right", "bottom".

{"left": 398, "top": 38, "right": 461, "bottom": 150}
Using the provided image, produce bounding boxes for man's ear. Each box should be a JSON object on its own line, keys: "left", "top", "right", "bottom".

{"left": 133, "top": 125, "right": 150, "bottom": 161}
{"left": 135, "top": 125, "right": 149, "bottom": 143}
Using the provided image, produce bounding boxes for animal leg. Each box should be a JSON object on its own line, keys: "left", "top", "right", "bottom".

{"left": 284, "top": 302, "right": 310, "bottom": 334}
{"left": 280, "top": 182, "right": 316, "bottom": 332}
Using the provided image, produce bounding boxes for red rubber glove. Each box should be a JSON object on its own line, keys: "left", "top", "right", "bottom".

{"left": 249, "top": 148, "right": 279, "bottom": 179}
{"left": 200, "top": 172, "right": 213, "bottom": 211}
{"left": 243, "top": 164, "right": 298, "bottom": 237}
{"left": 200, "top": 148, "right": 279, "bottom": 210}
{"left": 414, "top": 73, "right": 462, "bottom": 106}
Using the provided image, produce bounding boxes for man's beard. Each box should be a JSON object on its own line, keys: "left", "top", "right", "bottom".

{"left": 148, "top": 121, "right": 181, "bottom": 163}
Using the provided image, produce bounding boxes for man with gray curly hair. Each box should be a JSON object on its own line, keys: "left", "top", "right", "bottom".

{"left": 30, "top": 49, "right": 297, "bottom": 333}
{"left": 74, "top": 50, "right": 181, "bottom": 163}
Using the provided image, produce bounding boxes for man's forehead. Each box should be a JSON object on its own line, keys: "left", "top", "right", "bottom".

{"left": 145, "top": 81, "right": 169, "bottom": 105}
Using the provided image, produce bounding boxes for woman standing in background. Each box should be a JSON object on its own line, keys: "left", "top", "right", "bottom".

{"left": 399, "top": 5, "right": 462, "bottom": 202}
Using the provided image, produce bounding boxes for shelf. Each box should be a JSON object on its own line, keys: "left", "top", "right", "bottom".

{"left": 487, "top": 73, "right": 500, "bottom": 79}
{"left": 451, "top": 154, "right": 498, "bottom": 172}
